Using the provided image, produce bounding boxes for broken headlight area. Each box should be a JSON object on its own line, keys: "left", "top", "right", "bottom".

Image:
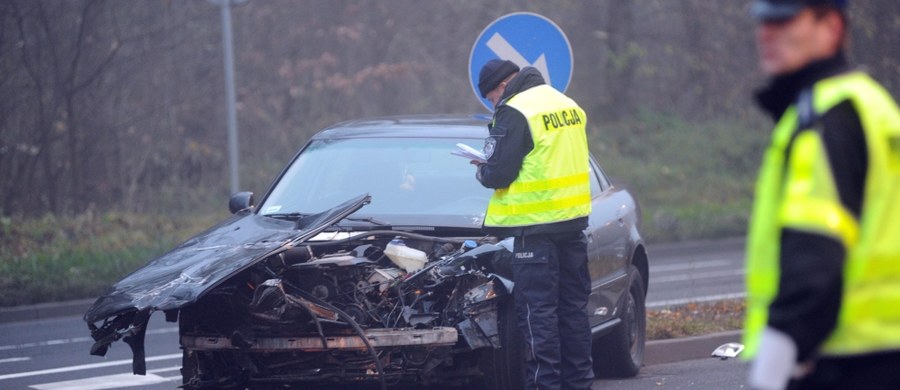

{"left": 177, "top": 232, "right": 513, "bottom": 387}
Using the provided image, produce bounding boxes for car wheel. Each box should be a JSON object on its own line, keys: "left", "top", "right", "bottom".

{"left": 479, "top": 298, "right": 525, "bottom": 389}
{"left": 592, "top": 265, "right": 646, "bottom": 378}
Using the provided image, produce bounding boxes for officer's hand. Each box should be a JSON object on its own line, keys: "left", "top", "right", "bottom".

{"left": 748, "top": 327, "right": 798, "bottom": 390}
{"left": 474, "top": 163, "right": 485, "bottom": 183}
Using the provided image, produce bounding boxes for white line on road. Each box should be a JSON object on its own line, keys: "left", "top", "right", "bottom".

{"left": 0, "top": 353, "right": 181, "bottom": 381}
{"left": 652, "top": 269, "right": 745, "bottom": 284}
{"left": 146, "top": 365, "right": 180, "bottom": 375}
{"left": 26, "top": 365, "right": 182, "bottom": 390}
{"left": 647, "top": 292, "right": 747, "bottom": 309}
{"left": 650, "top": 259, "right": 735, "bottom": 273}
{"left": 0, "top": 327, "right": 178, "bottom": 352}
{"left": 0, "top": 357, "right": 32, "bottom": 363}
{"left": 30, "top": 372, "right": 178, "bottom": 390}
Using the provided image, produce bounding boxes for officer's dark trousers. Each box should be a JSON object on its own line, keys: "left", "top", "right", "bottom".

{"left": 511, "top": 231, "right": 594, "bottom": 390}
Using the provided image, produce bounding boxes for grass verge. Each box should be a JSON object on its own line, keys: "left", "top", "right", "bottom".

{"left": 590, "top": 113, "right": 767, "bottom": 242}
{"left": 647, "top": 300, "right": 745, "bottom": 340}
{"left": 0, "top": 212, "right": 222, "bottom": 307}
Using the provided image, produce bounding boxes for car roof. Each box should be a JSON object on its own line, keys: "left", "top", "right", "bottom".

{"left": 313, "top": 114, "right": 491, "bottom": 140}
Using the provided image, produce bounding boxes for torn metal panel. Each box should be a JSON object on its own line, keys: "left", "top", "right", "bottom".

{"left": 249, "top": 279, "right": 339, "bottom": 322}
{"left": 457, "top": 302, "right": 501, "bottom": 350}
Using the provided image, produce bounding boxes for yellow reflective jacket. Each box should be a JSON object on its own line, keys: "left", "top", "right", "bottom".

{"left": 744, "top": 72, "right": 900, "bottom": 358}
{"left": 484, "top": 84, "right": 592, "bottom": 228}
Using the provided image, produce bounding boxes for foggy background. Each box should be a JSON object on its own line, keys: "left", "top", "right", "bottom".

{"left": 2, "top": 0, "right": 897, "bottom": 224}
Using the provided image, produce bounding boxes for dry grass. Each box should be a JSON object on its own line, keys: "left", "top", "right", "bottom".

{"left": 647, "top": 299, "right": 745, "bottom": 340}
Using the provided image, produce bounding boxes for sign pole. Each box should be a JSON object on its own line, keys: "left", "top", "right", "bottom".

{"left": 208, "top": 0, "right": 242, "bottom": 194}
{"left": 220, "top": 0, "right": 240, "bottom": 194}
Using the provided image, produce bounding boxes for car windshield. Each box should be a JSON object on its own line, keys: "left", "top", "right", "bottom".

{"left": 258, "top": 137, "right": 493, "bottom": 226}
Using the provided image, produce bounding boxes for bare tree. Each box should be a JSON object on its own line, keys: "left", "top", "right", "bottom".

{"left": 0, "top": 1, "right": 895, "bottom": 217}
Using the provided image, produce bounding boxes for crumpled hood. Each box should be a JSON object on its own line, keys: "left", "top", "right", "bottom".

{"left": 84, "top": 194, "right": 371, "bottom": 325}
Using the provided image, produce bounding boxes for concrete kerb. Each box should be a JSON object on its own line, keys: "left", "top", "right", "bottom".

{"left": 0, "top": 298, "right": 94, "bottom": 324}
{"left": 644, "top": 330, "right": 744, "bottom": 366}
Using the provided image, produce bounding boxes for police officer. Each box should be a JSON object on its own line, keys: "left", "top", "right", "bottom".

{"left": 474, "top": 59, "right": 594, "bottom": 390}
{"left": 743, "top": 0, "right": 900, "bottom": 389}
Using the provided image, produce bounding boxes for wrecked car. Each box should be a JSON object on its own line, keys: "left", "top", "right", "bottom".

{"left": 84, "top": 115, "right": 649, "bottom": 389}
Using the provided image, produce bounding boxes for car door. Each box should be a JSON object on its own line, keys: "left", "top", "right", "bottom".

{"left": 585, "top": 158, "right": 631, "bottom": 327}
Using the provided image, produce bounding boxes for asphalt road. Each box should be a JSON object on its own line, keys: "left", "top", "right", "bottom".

{"left": 645, "top": 237, "right": 745, "bottom": 309}
{"left": 0, "top": 314, "right": 181, "bottom": 390}
{"left": 593, "top": 357, "right": 749, "bottom": 389}
{"left": 0, "top": 238, "right": 746, "bottom": 389}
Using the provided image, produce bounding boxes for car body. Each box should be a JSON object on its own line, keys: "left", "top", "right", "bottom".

{"left": 85, "top": 115, "right": 649, "bottom": 389}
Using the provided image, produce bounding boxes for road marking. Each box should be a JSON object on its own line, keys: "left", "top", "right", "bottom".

{"left": 651, "top": 269, "right": 745, "bottom": 284}
{"left": 0, "top": 357, "right": 31, "bottom": 363}
{"left": 30, "top": 372, "right": 178, "bottom": 390}
{"left": 0, "top": 353, "right": 181, "bottom": 381}
{"left": 650, "top": 259, "right": 735, "bottom": 273}
{"left": 486, "top": 33, "right": 551, "bottom": 83}
{"left": 146, "top": 365, "right": 180, "bottom": 375}
{"left": 0, "top": 327, "right": 178, "bottom": 352}
{"left": 647, "top": 292, "right": 747, "bottom": 309}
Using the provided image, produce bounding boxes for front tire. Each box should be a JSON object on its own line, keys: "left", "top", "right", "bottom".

{"left": 592, "top": 265, "right": 646, "bottom": 377}
{"left": 479, "top": 298, "right": 525, "bottom": 389}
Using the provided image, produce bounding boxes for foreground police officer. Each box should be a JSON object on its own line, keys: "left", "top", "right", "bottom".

{"left": 474, "top": 59, "right": 593, "bottom": 390}
{"left": 743, "top": 0, "right": 900, "bottom": 389}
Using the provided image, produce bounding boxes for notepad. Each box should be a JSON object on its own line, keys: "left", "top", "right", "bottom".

{"left": 451, "top": 143, "right": 487, "bottom": 163}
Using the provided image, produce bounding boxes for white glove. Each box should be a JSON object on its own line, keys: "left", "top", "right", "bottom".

{"left": 748, "top": 327, "right": 798, "bottom": 390}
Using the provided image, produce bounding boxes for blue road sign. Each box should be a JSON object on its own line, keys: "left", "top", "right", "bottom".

{"left": 469, "top": 12, "right": 574, "bottom": 111}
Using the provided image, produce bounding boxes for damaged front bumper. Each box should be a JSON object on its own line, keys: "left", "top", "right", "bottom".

{"left": 182, "top": 327, "right": 459, "bottom": 352}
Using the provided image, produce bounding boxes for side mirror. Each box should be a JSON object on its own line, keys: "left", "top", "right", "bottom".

{"left": 229, "top": 191, "right": 255, "bottom": 214}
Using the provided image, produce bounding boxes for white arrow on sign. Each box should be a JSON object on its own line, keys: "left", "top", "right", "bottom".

{"left": 486, "top": 32, "right": 551, "bottom": 85}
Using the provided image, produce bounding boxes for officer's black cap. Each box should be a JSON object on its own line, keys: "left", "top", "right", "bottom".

{"left": 751, "top": 0, "right": 847, "bottom": 22}
{"left": 478, "top": 59, "right": 519, "bottom": 98}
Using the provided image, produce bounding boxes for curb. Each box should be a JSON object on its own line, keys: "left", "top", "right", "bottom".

{"left": 644, "top": 330, "right": 743, "bottom": 366}
{"left": 0, "top": 298, "right": 94, "bottom": 324}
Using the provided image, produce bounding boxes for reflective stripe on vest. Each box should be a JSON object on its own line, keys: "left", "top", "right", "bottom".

{"left": 743, "top": 72, "right": 900, "bottom": 358}
{"left": 484, "top": 84, "right": 592, "bottom": 227}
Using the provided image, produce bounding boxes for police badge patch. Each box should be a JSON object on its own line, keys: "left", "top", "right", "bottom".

{"left": 483, "top": 137, "right": 497, "bottom": 160}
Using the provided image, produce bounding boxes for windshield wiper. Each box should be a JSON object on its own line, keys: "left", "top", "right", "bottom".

{"left": 266, "top": 212, "right": 386, "bottom": 229}
{"left": 344, "top": 216, "right": 389, "bottom": 225}
{"left": 263, "top": 212, "right": 308, "bottom": 221}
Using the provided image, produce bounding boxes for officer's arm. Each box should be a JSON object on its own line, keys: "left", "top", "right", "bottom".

{"left": 477, "top": 107, "right": 533, "bottom": 189}
{"left": 768, "top": 100, "right": 867, "bottom": 362}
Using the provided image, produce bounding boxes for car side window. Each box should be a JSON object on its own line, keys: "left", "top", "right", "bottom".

{"left": 589, "top": 164, "right": 604, "bottom": 197}
{"left": 589, "top": 159, "right": 612, "bottom": 196}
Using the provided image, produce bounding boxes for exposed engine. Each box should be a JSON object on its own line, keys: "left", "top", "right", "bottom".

{"left": 178, "top": 231, "right": 514, "bottom": 388}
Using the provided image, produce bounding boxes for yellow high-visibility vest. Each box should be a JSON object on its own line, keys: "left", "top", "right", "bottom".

{"left": 484, "top": 84, "right": 592, "bottom": 228}
{"left": 744, "top": 72, "right": 900, "bottom": 358}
